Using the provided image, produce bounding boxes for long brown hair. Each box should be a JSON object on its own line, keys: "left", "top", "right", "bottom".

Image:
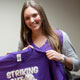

{"left": 20, "top": 0, "right": 62, "bottom": 52}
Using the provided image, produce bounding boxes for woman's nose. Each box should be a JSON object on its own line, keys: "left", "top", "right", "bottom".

{"left": 30, "top": 17, "right": 34, "bottom": 23}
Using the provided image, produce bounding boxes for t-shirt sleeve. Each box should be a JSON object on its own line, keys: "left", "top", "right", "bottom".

{"left": 60, "top": 30, "right": 80, "bottom": 71}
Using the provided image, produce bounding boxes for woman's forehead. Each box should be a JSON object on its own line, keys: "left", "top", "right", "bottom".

{"left": 24, "top": 7, "right": 38, "bottom": 15}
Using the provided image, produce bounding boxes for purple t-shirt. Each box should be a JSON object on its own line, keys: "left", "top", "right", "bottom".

{"left": 0, "top": 30, "right": 68, "bottom": 80}
{"left": 0, "top": 48, "right": 52, "bottom": 80}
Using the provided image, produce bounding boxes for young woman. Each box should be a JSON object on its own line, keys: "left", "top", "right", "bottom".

{"left": 18, "top": 0, "right": 80, "bottom": 79}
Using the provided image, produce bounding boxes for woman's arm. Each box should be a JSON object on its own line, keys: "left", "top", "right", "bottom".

{"left": 46, "top": 30, "right": 80, "bottom": 71}
{"left": 18, "top": 40, "right": 24, "bottom": 51}
{"left": 61, "top": 30, "right": 80, "bottom": 71}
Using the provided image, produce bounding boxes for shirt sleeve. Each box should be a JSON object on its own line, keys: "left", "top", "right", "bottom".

{"left": 61, "top": 30, "right": 80, "bottom": 71}
{"left": 18, "top": 40, "right": 24, "bottom": 51}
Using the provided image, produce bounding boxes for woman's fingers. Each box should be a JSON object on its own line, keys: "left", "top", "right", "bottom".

{"left": 7, "top": 52, "right": 11, "bottom": 55}
{"left": 46, "top": 50, "right": 63, "bottom": 61}
{"left": 22, "top": 45, "right": 34, "bottom": 50}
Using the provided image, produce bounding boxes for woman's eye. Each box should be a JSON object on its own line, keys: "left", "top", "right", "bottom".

{"left": 25, "top": 17, "right": 29, "bottom": 20}
{"left": 33, "top": 14, "right": 37, "bottom": 17}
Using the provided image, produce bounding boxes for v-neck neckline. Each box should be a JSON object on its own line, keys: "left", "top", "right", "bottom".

{"left": 30, "top": 38, "right": 48, "bottom": 49}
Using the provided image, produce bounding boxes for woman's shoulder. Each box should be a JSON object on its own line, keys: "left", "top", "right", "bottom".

{"left": 55, "top": 29, "right": 63, "bottom": 36}
{"left": 55, "top": 29, "right": 72, "bottom": 46}
{"left": 55, "top": 29, "right": 64, "bottom": 45}
{"left": 55, "top": 29, "right": 70, "bottom": 42}
{"left": 55, "top": 29, "right": 67, "bottom": 36}
{"left": 59, "top": 30, "right": 72, "bottom": 44}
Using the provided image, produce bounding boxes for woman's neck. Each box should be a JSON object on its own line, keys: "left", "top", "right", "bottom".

{"left": 32, "top": 29, "right": 44, "bottom": 39}
{"left": 31, "top": 29, "right": 47, "bottom": 48}
{"left": 32, "top": 29, "right": 47, "bottom": 41}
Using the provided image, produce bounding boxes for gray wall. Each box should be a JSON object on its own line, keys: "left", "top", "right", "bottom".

{"left": 0, "top": 0, "right": 80, "bottom": 74}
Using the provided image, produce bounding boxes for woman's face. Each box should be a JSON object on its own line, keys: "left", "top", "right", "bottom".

{"left": 24, "top": 6, "right": 42, "bottom": 32}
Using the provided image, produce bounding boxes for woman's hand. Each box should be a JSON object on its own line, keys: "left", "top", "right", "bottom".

{"left": 46, "top": 50, "right": 73, "bottom": 69}
{"left": 46, "top": 50, "right": 64, "bottom": 62}
{"left": 22, "top": 45, "right": 34, "bottom": 50}
{"left": 7, "top": 52, "right": 11, "bottom": 55}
